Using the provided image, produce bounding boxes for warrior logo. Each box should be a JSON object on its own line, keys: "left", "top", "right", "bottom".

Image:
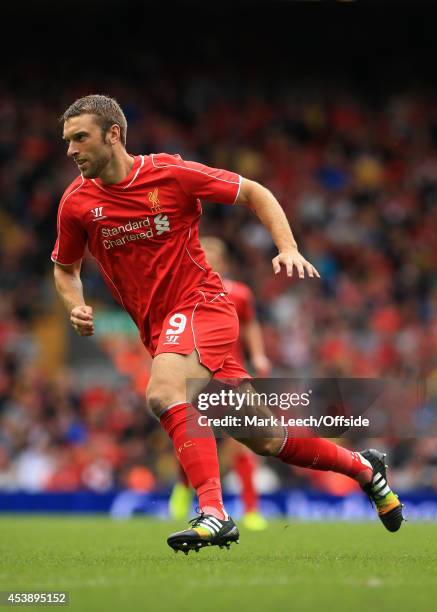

{"left": 91, "top": 206, "right": 107, "bottom": 221}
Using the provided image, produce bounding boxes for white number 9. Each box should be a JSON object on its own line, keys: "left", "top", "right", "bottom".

{"left": 166, "top": 313, "right": 187, "bottom": 336}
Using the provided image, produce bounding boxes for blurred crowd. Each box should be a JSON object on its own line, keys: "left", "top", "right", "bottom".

{"left": 1, "top": 69, "right": 436, "bottom": 494}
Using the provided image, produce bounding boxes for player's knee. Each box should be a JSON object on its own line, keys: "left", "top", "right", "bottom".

{"left": 146, "top": 392, "right": 164, "bottom": 417}
{"left": 245, "top": 438, "right": 281, "bottom": 457}
{"left": 146, "top": 387, "right": 170, "bottom": 417}
{"left": 146, "top": 380, "right": 182, "bottom": 418}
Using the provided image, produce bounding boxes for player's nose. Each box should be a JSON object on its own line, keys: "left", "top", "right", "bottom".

{"left": 67, "top": 142, "right": 78, "bottom": 157}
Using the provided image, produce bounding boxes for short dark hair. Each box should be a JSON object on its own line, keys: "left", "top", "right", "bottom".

{"left": 62, "top": 94, "right": 127, "bottom": 146}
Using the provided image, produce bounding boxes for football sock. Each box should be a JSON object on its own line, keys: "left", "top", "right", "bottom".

{"left": 234, "top": 451, "right": 258, "bottom": 512}
{"left": 160, "top": 402, "right": 227, "bottom": 520}
{"left": 278, "top": 430, "right": 372, "bottom": 484}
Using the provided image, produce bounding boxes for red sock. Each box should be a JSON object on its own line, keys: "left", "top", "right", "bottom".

{"left": 178, "top": 463, "right": 190, "bottom": 488}
{"left": 234, "top": 451, "right": 258, "bottom": 513}
{"left": 160, "top": 402, "right": 226, "bottom": 519}
{"left": 278, "top": 430, "right": 372, "bottom": 480}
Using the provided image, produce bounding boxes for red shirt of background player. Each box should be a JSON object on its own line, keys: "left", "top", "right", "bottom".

{"left": 223, "top": 279, "right": 255, "bottom": 365}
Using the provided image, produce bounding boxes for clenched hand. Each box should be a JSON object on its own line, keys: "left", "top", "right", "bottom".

{"left": 70, "top": 305, "right": 94, "bottom": 336}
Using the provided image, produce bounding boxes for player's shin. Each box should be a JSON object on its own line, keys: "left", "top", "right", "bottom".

{"left": 276, "top": 429, "right": 372, "bottom": 483}
{"left": 160, "top": 402, "right": 227, "bottom": 520}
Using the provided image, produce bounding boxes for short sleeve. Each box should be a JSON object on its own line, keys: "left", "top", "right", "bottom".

{"left": 51, "top": 183, "right": 87, "bottom": 265}
{"left": 152, "top": 153, "right": 242, "bottom": 204}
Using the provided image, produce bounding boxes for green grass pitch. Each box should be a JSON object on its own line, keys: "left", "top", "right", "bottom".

{"left": 0, "top": 517, "right": 436, "bottom": 612}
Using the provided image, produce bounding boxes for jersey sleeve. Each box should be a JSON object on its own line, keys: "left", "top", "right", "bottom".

{"left": 152, "top": 153, "right": 242, "bottom": 204}
{"left": 51, "top": 183, "right": 87, "bottom": 265}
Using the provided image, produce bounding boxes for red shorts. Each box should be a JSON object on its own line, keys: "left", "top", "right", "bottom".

{"left": 154, "top": 290, "right": 250, "bottom": 380}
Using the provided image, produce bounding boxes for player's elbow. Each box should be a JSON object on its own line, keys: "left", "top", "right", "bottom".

{"left": 53, "top": 260, "right": 81, "bottom": 278}
{"left": 236, "top": 177, "right": 266, "bottom": 206}
{"left": 53, "top": 261, "right": 82, "bottom": 295}
{"left": 237, "top": 178, "right": 269, "bottom": 208}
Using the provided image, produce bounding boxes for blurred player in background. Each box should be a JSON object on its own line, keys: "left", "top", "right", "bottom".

{"left": 52, "top": 95, "right": 404, "bottom": 555}
{"left": 169, "top": 236, "right": 271, "bottom": 530}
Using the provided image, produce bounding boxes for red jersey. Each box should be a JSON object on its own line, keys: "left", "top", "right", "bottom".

{"left": 51, "top": 153, "right": 241, "bottom": 354}
{"left": 223, "top": 278, "right": 256, "bottom": 364}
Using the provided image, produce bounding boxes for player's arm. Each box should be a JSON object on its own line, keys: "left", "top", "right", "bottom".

{"left": 236, "top": 178, "right": 320, "bottom": 279}
{"left": 241, "top": 319, "right": 271, "bottom": 377}
{"left": 53, "top": 260, "right": 94, "bottom": 336}
{"left": 165, "top": 155, "right": 318, "bottom": 278}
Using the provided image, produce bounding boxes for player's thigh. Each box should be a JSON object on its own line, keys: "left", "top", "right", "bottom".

{"left": 147, "top": 351, "right": 211, "bottom": 415}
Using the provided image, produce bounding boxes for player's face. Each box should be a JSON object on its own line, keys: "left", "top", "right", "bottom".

{"left": 202, "top": 245, "right": 227, "bottom": 275}
{"left": 63, "top": 114, "right": 113, "bottom": 178}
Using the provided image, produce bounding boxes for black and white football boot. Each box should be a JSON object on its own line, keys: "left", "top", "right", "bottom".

{"left": 360, "top": 449, "right": 405, "bottom": 532}
{"left": 167, "top": 513, "right": 240, "bottom": 555}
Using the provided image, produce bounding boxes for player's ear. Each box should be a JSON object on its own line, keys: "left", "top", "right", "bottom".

{"left": 107, "top": 124, "right": 121, "bottom": 145}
